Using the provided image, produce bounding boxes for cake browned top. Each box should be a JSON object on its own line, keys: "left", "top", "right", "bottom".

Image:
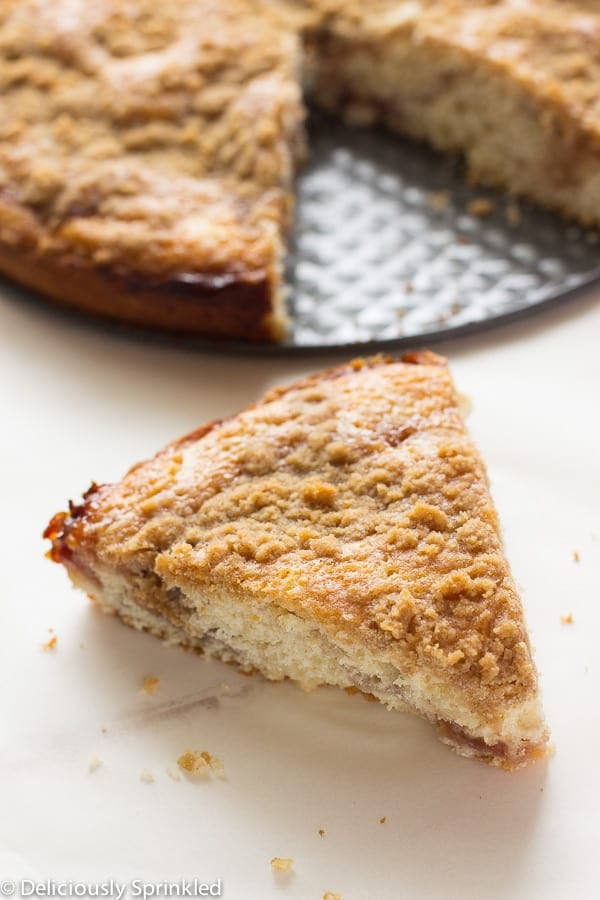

{"left": 0, "top": 0, "right": 302, "bottom": 281}
{"left": 46, "top": 353, "right": 538, "bottom": 718}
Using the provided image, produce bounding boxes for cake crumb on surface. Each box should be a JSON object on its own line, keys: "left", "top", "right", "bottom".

{"left": 88, "top": 756, "right": 102, "bottom": 774}
{"left": 177, "top": 749, "right": 227, "bottom": 778}
{"left": 200, "top": 750, "right": 226, "bottom": 778}
{"left": 573, "top": 551, "right": 580, "bottom": 562}
{"left": 178, "top": 750, "right": 210, "bottom": 776}
{"left": 41, "top": 635, "right": 57, "bottom": 651}
{"left": 270, "top": 858, "right": 294, "bottom": 873}
{"left": 323, "top": 893, "right": 341, "bottom": 900}
{"left": 560, "top": 613, "right": 574, "bottom": 624}
{"left": 468, "top": 198, "right": 495, "bottom": 217}
{"left": 140, "top": 676, "right": 160, "bottom": 694}
{"left": 166, "top": 767, "right": 182, "bottom": 782}
{"left": 318, "top": 829, "right": 325, "bottom": 837}
{"left": 379, "top": 816, "right": 387, "bottom": 824}
{"left": 140, "top": 769, "right": 155, "bottom": 784}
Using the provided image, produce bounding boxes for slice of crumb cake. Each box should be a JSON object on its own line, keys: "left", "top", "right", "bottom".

{"left": 45, "top": 353, "right": 548, "bottom": 768}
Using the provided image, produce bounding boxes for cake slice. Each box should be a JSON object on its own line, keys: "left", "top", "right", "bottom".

{"left": 44, "top": 353, "right": 548, "bottom": 768}
{"left": 0, "top": 0, "right": 304, "bottom": 340}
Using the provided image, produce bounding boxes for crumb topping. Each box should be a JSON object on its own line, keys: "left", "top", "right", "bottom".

{"left": 0, "top": 0, "right": 302, "bottom": 279}
{"left": 41, "top": 634, "right": 57, "bottom": 651}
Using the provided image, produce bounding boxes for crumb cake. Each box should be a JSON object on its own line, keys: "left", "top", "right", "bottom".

{"left": 45, "top": 353, "right": 549, "bottom": 768}
{"left": 2, "top": 1, "right": 600, "bottom": 341}
{"left": 0, "top": 0, "right": 304, "bottom": 340}
{"left": 298, "top": 0, "right": 600, "bottom": 227}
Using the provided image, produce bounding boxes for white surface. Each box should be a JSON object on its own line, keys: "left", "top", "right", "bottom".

{"left": 1, "top": 285, "right": 599, "bottom": 900}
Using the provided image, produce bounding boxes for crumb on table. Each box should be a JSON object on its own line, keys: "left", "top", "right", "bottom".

{"left": 88, "top": 756, "right": 102, "bottom": 774}
{"left": 318, "top": 828, "right": 325, "bottom": 837}
{"left": 379, "top": 816, "right": 387, "bottom": 824}
{"left": 41, "top": 635, "right": 57, "bottom": 651}
{"left": 166, "top": 767, "right": 182, "bottom": 782}
{"left": 573, "top": 551, "right": 580, "bottom": 562}
{"left": 140, "top": 676, "right": 160, "bottom": 694}
{"left": 270, "top": 858, "right": 294, "bottom": 873}
{"left": 560, "top": 613, "right": 574, "bottom": 624}
{"left": 140, "top": 769, "right": 155, "bottom": 784}
{"left": 323, "top": 893, "right": 341, "bottom": 900}
{"left": 176, "top": 749, "right": 225, "bottom": 779}
{"left": 177, "top": 750, "right": 210, "bottom": 776}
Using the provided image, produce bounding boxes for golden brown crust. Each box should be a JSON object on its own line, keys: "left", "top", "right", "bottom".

{"left": 45, "top": 353, "right": 543, "bottom": 733}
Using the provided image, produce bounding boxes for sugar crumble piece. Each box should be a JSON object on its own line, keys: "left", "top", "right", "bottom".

{"left": 100, "top": 726, "right": 108, "bottom": 734}
{"left": 468, "top": 197, "right": 495, "bottom": 217}
{"left": 323, "top": 893, "right": 341, "bottom": 900}
{"left": 140, "top": 769, "right": 155, "bottom": 784}
{"left": 177, "top": 750, "right": 211, "bottom": 777}
{"left": 560, "top": 613, "right": 574, "bottom": 624}
{"left": 41, "top": 635, "right": 57, "bottom": 651}
{"left": 166, "top": 767, "right": 182, "bottom": 782}
{"left": 428, "top": 191, "right": 450, "bottom": 212}
{"left": 270, "top": 858, "right": 294, "bottom": 873}
{"left": 379, "top": 816, "right": 387, "bottom": 824}
{"left": 140, "top": 676, "right": 160, "bottom": 695}
{"left": 88, "top": 756, "right": 103, "bottom": 774}
{"left": 318, "top": 829, "right": 325, "bottom": 837}
{"left": 573, "top": 551, "right": 580, "bottom": 562}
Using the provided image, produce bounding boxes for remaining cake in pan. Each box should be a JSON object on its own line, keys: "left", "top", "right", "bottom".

{"left": 2, "top": 0, "right": 600, "bottom": 341}
{"left": 299, "top": 0, "right": 600, "bottom": 227}
{"left": 45, "top": 353, "right": 549, "bottom": 768}
{"left": 0, "top": 0, "right": 304, "bottom": 340}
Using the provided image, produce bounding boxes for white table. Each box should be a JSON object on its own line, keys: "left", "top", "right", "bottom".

{"left": 1, "top": 282, "right": 599, "bottom": 900}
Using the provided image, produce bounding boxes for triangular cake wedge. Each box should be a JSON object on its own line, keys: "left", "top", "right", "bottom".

{"left": 45, "top": 353, "right": 548, "bottom": 768}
